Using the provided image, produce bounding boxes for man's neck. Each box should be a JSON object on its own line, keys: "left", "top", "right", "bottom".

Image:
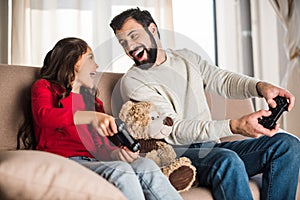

{"left": 153, "top": 49, "right": 167, "bottom": 67}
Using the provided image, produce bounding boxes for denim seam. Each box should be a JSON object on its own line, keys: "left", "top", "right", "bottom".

{"left": 239, "top": 146, "right": 281, "bottom": 200}
{"left": 199, "top": 163, "right": 227, "bottom": 200}
{"left": 137, "top": 172, "right": 159, "bottom": 200}
{"left": 267, "top": 159, "right": 273, "bottom": 200}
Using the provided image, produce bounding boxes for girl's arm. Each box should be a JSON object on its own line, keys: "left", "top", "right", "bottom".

{"left": 74, "top": 111, "right": 117, "bottom": 136}
{"left": 31, "top": 80, "right": 75, "bottom": 129}
{"left": 32, "top": 79, "right": 117, "bottom": 136}
{"left": 110, "top": 147, "right": 139, "bottom": 163}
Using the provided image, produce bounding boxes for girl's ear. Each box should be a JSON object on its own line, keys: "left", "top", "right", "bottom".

{"left": 74, "top": 64, "right": 80, "bottom": 73}
{"left": 74, "top": 54, "right": 84, "bottom": 73}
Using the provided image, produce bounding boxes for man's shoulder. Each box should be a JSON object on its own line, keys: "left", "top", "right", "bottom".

{"left": 120, "top": 68, "right": 144, "bottom": 86}
{"left": 167, "top": 48, "right": 200, "bottom": 62}
{"left": 122, "top": 66, "right": 140, "bottom": 79}
{"left": 167, "top": 48, "right": 195, "bottom": 56}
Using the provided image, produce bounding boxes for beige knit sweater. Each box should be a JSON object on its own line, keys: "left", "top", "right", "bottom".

{"left": 120, "top": 48, "right": 260, "bottom": 145}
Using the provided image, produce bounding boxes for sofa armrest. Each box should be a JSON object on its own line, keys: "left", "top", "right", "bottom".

{"left": 0, "top": 150, "right": 127, "bottom": 200}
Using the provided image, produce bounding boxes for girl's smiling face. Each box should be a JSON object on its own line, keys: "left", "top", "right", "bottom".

{"left": 72, "top": 47, "right": 98, "bottom": 93}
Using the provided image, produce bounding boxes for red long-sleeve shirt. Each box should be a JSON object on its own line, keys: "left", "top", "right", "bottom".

{"left": 31, "top": 79, "right": 117, "bottom": 160}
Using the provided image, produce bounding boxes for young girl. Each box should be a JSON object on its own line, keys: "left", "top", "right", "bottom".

{"left": 18, "top": 37, "right": 182, "bottom": 200}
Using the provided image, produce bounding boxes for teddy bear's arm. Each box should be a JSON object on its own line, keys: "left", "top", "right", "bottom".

{"left": 148, "top": 117, "right": 173, "bottom": 139}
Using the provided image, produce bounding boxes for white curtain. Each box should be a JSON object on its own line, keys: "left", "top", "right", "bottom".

{"left": 269, "top": 0, "right": 300, "bottom": 135}
{"left": 10, "top": 0, "right": 174, "bottom": 72}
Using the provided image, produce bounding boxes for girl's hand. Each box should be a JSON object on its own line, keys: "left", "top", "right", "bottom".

{"left": 92, "top": 112, "right": 118, "bottom": 137}
{"left": 110, "top": 147, "right": 139, "bottom": 163}
{"left": 74, "top": 111, "right": 117, "bottom": 136}
{"left": 230, "top": 110, "right": 279, "bottom": 138}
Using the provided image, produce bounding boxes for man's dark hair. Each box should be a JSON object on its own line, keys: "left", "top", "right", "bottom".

{"left": 110, "top": 7, "right": 160, "bottom": 37}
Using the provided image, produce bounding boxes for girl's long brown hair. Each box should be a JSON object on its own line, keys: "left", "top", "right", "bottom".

{"left": 17, "top": 37, "right": 91, "bottom": 149}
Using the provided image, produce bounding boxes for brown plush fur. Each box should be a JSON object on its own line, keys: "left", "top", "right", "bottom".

{"left": 119, "top": 101, "right": 152, "bottom": 139}
{"left": 119, "top": 101, "right": 196, "bottom": 192}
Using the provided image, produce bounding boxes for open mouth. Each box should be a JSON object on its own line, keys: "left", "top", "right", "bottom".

{"left": 89, "top": 71, "right": 97, "bottom": 78}
{"left": 130, "top": 47, "right": 147, "bottom": 62}
{"left": 134, "top": 49, "right": 145, "bottom": 59}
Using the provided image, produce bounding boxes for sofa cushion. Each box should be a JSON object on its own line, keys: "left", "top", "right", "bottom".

{"left": 0, "top": 150, "right": 127, "bottom": 200}
{"left": 180, "top": 177, "right": 261, "bottom": 199}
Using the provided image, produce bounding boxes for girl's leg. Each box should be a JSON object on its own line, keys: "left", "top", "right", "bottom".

{"left": 70, "top": 157, "right": 145, "bottom": 200}
{"left": 130, "top": 157, "right": 183, "bottom": 200}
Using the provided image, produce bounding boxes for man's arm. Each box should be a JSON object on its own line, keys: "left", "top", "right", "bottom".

{"left": 230, "top": 81, "right": 295, "bottom": 138}
{"left": 120, "top": 74, "right": 233, "bottom": 144}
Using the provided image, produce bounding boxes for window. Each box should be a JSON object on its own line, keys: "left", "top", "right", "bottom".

{"left": 6, "top": 0, "right": 216, "bottom": 73}
{"left": 108, "top": 0, "right": 216, "bottom": 72}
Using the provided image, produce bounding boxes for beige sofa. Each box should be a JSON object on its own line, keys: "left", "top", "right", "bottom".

{"left": 0, "top": 64, "right": 299, "bottom": 200}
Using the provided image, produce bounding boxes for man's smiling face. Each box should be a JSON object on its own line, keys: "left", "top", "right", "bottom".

{"left": 116, "top": 18, "right": 157, "bottom": 69}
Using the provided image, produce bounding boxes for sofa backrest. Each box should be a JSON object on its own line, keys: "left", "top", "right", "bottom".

{"left": 0, "top": 64, "right": 254, "bottom": 150}
{"left": 0, "top": 65, "right": 39, "bottom": 150}
{"left": 0, "top": 64, "right": 124, "bottom": 150}
{"left": 95, "top": 72, "right": 124, "bottom": 116}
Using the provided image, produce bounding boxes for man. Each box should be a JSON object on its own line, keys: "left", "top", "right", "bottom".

{"left": 110, "top": 8, "right": 300, "bottom": 199}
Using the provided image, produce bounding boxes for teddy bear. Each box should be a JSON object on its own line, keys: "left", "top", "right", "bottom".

{"left": 119, "top": 100, "right": 197, "bottom": 192}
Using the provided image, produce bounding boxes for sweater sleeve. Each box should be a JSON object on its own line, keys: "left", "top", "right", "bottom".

{"left": 120, "top": 50, "right": 261, "bottom": 145}
{"left": 31, "top": 79, "right": 75, "bottom": 129}
{"left": 189, "top": 49, "right": 260, "bottom": 98}
{"left": 120, "top": 75, "right": 232, "bottom": 144}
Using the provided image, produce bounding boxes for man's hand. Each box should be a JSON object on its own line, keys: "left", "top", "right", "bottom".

{"left": 256, "top": 81, "right": 294, "bottom": 111}
{"left": 230, "top": 110, "right": 279, "bottom": 138}
{"left": 110, "top": 147, "right": 139, "bottom": 163}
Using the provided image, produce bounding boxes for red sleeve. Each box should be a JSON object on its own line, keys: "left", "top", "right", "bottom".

{"left": 31, "top": 79, "right": 75, "bottom": 129}
{"left": 95, "top": 98, "right": 105, "bottom": 113}
{"left": 94, "top": 97, "right": 119, "bottom": 153}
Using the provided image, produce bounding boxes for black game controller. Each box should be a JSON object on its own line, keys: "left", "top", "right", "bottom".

{"left": 258, "top": 96, "right": 289, "bottom": 130}
{"left": 108, "top": 118, "right": 141, "bottom": 152}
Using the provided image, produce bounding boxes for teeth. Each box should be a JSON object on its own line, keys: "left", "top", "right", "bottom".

{"left": 134, "top": 49, "right": 143, "bottom": 57}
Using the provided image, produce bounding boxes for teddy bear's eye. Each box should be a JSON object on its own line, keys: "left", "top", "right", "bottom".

{"left": 149, "top": 111, "right": 159, "bottom": 120}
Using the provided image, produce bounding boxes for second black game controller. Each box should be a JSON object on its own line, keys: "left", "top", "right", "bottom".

{"left": 108, "top": 118, "right": 141, "bottom": 152}
{"left": 258, "top": 96, "right": 289, "bottom": 130}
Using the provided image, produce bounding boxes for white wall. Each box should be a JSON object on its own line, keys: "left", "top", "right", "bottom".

{"left": 216, "top": 0, "right": 284, "bottom": 110}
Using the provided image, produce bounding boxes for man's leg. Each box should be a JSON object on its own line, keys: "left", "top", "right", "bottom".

{"left": 217, "top": 133, "right": 300, "bottom": 200}
{"left": 173, "top": 143, "right": 253, "bottom": 200}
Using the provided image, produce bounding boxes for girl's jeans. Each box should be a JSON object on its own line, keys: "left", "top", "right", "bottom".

{"left": 173, "top": 132, "right": 300, "bottom": 200}
{"left": 69, "top": 156, "right": 182, "bottom": 200}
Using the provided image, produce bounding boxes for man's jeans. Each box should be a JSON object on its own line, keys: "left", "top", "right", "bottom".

{"left": 173, "top": 132, "right": 300, "bottom": 200}
{"left": 70, "top": 156, "right": 182, "bottom": 200}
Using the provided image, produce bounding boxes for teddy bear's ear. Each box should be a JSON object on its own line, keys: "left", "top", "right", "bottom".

{"left": 119, "top": 101, "right": 134, "bottom": 121}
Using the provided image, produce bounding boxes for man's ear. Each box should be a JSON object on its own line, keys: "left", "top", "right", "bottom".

{"left": 148, "top": 23, "right": 158, "bottom": 35}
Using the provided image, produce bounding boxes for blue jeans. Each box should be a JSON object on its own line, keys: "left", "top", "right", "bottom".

{"left": 69, "top": 156, "right": 182, "bottom": 200}
{"left": 173, "top": 132, "right": 300, "bottom": 200}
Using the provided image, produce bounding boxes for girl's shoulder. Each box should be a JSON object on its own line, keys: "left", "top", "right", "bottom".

{"left": 32, "top": 79, "right": 51, "bottom": 92}
{"left": 34, "top": 78, "right": 50, "bottom": 86}
{"left": 32, "top": 79, "right": 65, "bottom": 94}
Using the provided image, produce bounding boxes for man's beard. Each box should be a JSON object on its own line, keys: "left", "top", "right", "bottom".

{"left": 134, "top": 47, "right": 157, "bottom": 70}
{"left": 134, "top": 28, "right": 158, "bottom": 70}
